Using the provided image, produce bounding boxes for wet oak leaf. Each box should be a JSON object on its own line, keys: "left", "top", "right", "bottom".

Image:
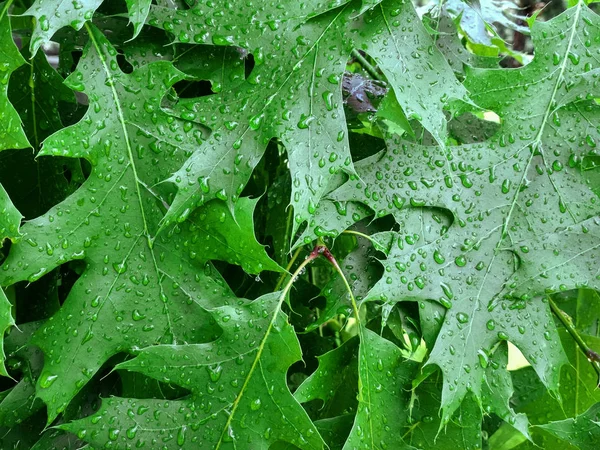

{"left": 60, "top": 292, "right": 326, "bottom": 450}
{"left": 0, "top": 184, "right": 21, "bottom": 242}
{"left": 5, "top": 40, "right": 82, "bottom": 218}
{"left": 187, "top": 197, "right": 284, "bottom": 275}
{"left": 144, "top": 0, "right": 467, "bottom": 233}
{"left": 24, "top": 0, "right": 156, "bottom": 54}
{"left": 342, "top": 328, "right": 418, "bottom": 450}
{"left": 332, "top": 3, "right": 600, "bottom": 423}
{"left": 0, "top": 184, "right": 21, "bottom": 377}
{"left": 536, "top": 402, "right": 600, "bottom": 450}
{"left": 23, "top": 0, "right": 104, "bottom": 56}
{"left": 125, "top": 0, "right": 152, "bottom": 40}
{"left": 0, "top": 1, "right": 29, "bottom": 151}
{"left": 0, "top": 25, "right": 272, "bottom": 422}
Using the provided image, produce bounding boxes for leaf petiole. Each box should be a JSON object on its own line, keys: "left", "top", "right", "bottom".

{"left": 549, "top": 296, "right": 600, "bottom": 386}
{"left": 273, "top": 246, "right": 304, "bottom": 292}
{"left": 351, "top": 49, "right": 381, "bottom": 81}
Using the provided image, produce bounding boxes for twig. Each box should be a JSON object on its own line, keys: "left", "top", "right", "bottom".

{"left": 549, "top": 297, "right": 600, "bottom": 386}
{"left": 351, "top": 49, "right": 381, "bottom": 81}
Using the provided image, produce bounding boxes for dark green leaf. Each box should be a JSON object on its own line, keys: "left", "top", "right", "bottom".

{"left": 0, "top": 2, "right": 29, "bottom": 151}
{"left": 332, "top": 3, "right": 600, "bottom": 424}
{"left": 61, "top": 292, "right": 325, "bottom": 449}
{"left": 537, "top": 403, "right": 600, "bottom": 450}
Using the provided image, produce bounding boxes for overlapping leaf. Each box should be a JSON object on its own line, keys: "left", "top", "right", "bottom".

{"left": 295, "top": 329, "right": 489, "bottom": 449}
{"left": 125, "top": 0, "right": 152, "bottom": 40}
{"left": 511, "top": 290, "right": 600, "bottom": 448}
{"left": 332, "top": 3, "right": 600, "bottom": 423}
{"left": 0, "top": 184, "right": 21, "bottom": 242}
{"left": 0, "top": 184, "right": 21, "bottom": 377}
{"left": 4, "top": 38, "right": 81, "bottom": 219}
{"left": 536, "top": 403, "right": 600, "bottom": 450}
{"left": 61, "top": 292, "right": 325, "bottom": 450}
{"left": 0, "top": 1, "right": 29, "bottom": 151}
{"left": 24, "top": 0, "right": 104, "bottom": 55}
{"left": 0, "top": 25, "right": 250, "bottom": 422}
{"left": 24, "top": 0, "right": 155, "bottom": 54}
{"left": 144, "top": 0, "right": 467, "bottom": 233}
{"left": 187, "top": 198, "right": 283, "bottom": 275}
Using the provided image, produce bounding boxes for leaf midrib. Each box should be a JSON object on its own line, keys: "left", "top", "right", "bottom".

{"left": 85, "top": 23, "right": 152, "bottom": 243}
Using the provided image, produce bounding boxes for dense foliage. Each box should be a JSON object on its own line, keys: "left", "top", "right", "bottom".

{"left": 1, "top": 0, "right": 600, "bottom": 448}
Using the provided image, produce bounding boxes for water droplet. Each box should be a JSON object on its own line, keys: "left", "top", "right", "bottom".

{"left": 39, "top": 372, "right": 58, "bottom": 388}
{"left": 456, "top": 312, "right": 469, "bottom": 324}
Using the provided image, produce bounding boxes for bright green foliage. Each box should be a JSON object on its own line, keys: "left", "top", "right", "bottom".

{"left": 0, "top": 184, "right": 20, "bottom": 377}
{"left": 8, "top": 42, "right": 76, "bottom": 149}
{"left": 149, "top": 0, "right": 466, "bottom": 233}
{"left": 0, "top": 1, "right": 29, "bottom": 151}
{"left": 61, "top": 293, "right": 325, "bottom": 449}
{"left": 24, "top": 0, "right": 153, "bottom": 54}
{"left": 24, "top": 0, "right": 104, "bottom": 55}
{"left": 187, "top": 198, "right": 283, "bottom": 275}
{"left": 0, "top": 25, "right": 231, "bottom": 422}
{"left": 5, "top": 38, "right": 81, "bottom": 217}
{"left": 1, "top": 0, "right": 600, "bottom": 449}
{"left": 0, "top": 184, "right": 21, "bottom": 241}
{"left": 343, "top": 328, "right": 418, "bottom": 450}
{"left": 125, "top": 0, "right": 152, "bottom": 39}
{"left": 536, "top": 403, "right": 600, "bottom": 450}
{"left": 510, "top": 290, "right": 600, "bottom": 448}
{"left": 332, "top": 2, "right": 600, "bottom": 423}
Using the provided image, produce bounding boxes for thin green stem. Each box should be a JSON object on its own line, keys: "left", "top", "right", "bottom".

{"left": 274, "top": 246, "right": 303, "bottom": 292}
{"left": 323, "top": 248, "right": 360, "bottom": 321}
{"left": 215, "top": 248, "right": 320, "bottom": 449}
{"left": 343, "top": 229, "right": 379, "bottom": 247}
{"left": 401, "top": 421, "right": 420, "bottom": 441}
{"left": 276, "top": 250, "right": 320, "bottom": 303}
{"left": 351, "top": 49, "right": 381, "bottom": 81}
{"left": 549, "top": 297, "right": 600, "bottom": 384}
{"left": 327, "top": 257, "right": 360, "bottom": 324}
{"left": 318, "top": 247, "right": 373, "bottom": 447}
{"left": 1, "top": 0, "right": 14, "bottom": 19}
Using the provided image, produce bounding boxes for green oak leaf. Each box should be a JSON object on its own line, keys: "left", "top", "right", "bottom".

{"left": 332, "top": 3, "right": 600, "bottom": 423}
{"left": 0, "top": 25, "right": 264, "bottom": 422}
{"left": 405, "top": 373, "right": 483, "bottom": 449}
{"left": 188, "top": 198, "right": 283, "bottom": 275}
{"left": 0, "top": 289, "right": 14, "bottom": 378}
{"left": 481, "top": 342, "right": 531, "bottom": 441}
{"left": 511, "top": 290, "right": 600, "bottom": 448}
{"left": 536, "top": 403, "right": 600, "bottom": 450}
{"left": 4, "top": 39, "right": 81, "bottom": 219}
{"left": 431, "top": 14, "right": 499, "bottom": 77}
{"left": 0, "top": 322, "right": 44, "bottom": 423}
{"left": 121, "top": 31, "right": 174, "bottom": 69}
{"left": 143, "top": 0, "right": 467, "bottom": 234}
{"left": 0, "top": 184, "right": 21, "bottom": 242}
{"left": 24, "top": 0, "right": 157, "bottom": 54}
{"left": 8, "top": 42, "right": 76, "bottom": 149}
{"left": 295, "top": 171, "right": 374, "bottom": 247}
{"left": 295, "top": 327, "right": 487, "bottom": 449}
{"left": 314, "top": 415, "right": 354, "bottom": 450}
{"left": 295, "top": 337, "right": 359, "bottom": 416}
{"left": 60, "top": 292, "right": 326, "bottom": 450}
{"left": 0, "top": 184, "right": 21, "bottom": 377}
{"left": 0, "top": 1, "right": 29, "bottom": 151}
{"left": 125, "top": 0, "right": 152, "bottom": 40}
{"left": 23, "top": 0, "right": 104, "bottom": 55}
{"left": 172, "top": 45, "right": 245, "bottom": 93}
{"left": 343, "top": 328, "right": 418, "bottom": 450}
{"left": 306, "top": 240, "right": 378, "bottom": 332}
